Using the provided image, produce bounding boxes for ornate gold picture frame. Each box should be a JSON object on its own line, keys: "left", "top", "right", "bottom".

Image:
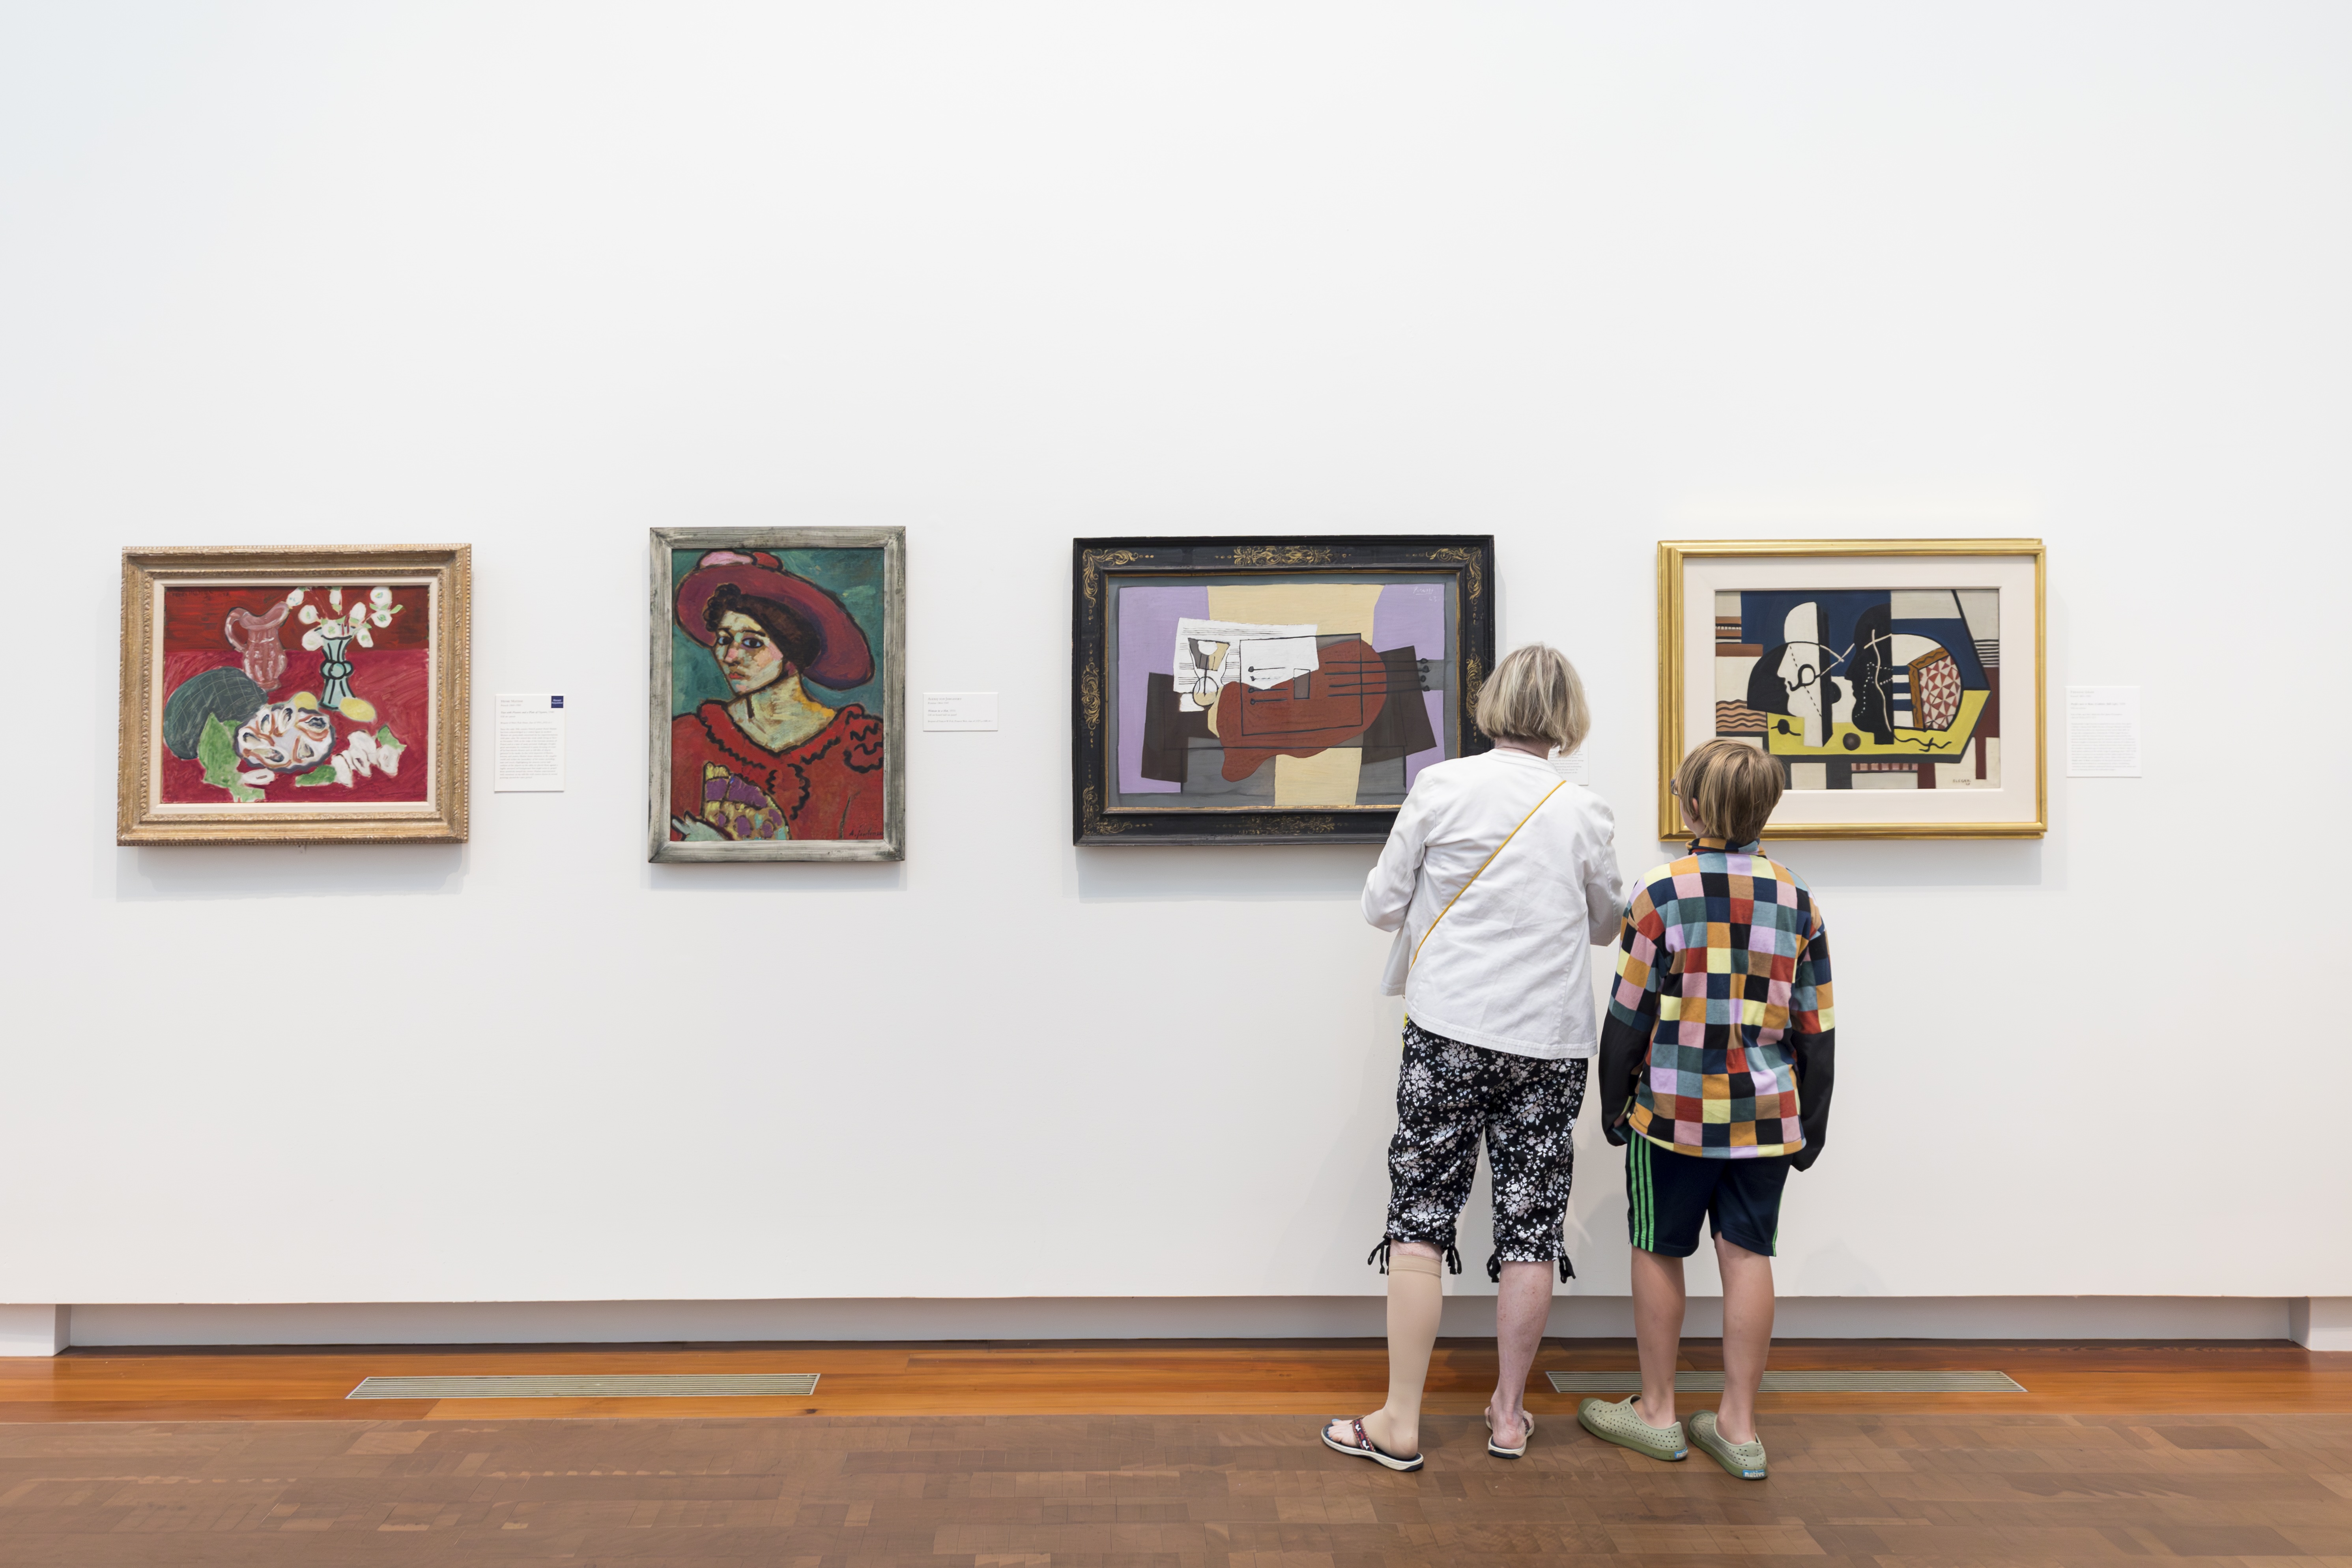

{"left": 117, "top": 545, "right": 471, "bottom": 845}
{"left": 1658, "top": 539, "right": 2045, "bottom": 839}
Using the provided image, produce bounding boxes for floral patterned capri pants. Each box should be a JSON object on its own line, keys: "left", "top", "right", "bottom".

{"left": 1381, "top": 1019, "right": 1590, "bottom": 1281}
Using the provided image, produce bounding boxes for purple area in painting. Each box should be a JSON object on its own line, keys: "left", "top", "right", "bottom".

{"left": 1371, "top": 584, "right": 1448, "bottom": 788}
{"left": 1116, "top": 585, "right": 1210, "bottom": 793}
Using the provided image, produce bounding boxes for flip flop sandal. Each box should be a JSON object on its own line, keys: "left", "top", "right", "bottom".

{"left": 1319, "top": 1417, "right": 1425, "bottom": 1473}
{"left": 1485, "top": 1412, "right": 1534, "bottom": 1459}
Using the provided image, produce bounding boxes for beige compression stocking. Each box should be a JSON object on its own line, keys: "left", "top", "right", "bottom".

{"left": 1378, "top": 1250, "right": 1444, "bottom": 1452}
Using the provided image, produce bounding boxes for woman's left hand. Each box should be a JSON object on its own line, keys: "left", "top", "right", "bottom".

{"left": 671, "top": 814, "right": 725, "bottom": 842}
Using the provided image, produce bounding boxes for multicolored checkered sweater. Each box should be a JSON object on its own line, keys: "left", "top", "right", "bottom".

{"left": 1597, "top": 838, "right": 1836, "bottom": 1164}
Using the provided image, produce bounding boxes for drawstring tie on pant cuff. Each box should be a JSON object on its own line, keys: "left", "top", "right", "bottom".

{"left": 1482, "top": 1251, "right": 1579, "bottom": 1283}
{"left": 1368, "top": 1239, "right": 1463, "bottom": 1276}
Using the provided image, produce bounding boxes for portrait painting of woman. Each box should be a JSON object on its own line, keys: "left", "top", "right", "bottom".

{"left": 649, "top": 529, "right": 906, "bottom": 862}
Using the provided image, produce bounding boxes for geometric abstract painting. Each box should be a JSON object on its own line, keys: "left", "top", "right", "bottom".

{"left": 1659, "top": 540, "right": 2045, "bottom": 839}
{"left": 1074, "top": 536, "right": 1495, "bottom": 845}
{"left": 1714, "top": 587, "right": 2001, "bottom": 791}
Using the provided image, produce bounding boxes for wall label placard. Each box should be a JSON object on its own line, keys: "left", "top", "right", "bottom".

{"left": 495, "top": 693, "right": 566, "bottom": 791}
{"left": 923, "top": 692, "right": 998, "bottom": 731}
{"left": 2065, "top": 686, "right": 2141, "bottom": 777}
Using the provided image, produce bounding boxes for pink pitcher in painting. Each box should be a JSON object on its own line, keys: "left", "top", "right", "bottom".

{"left": 223, "top": 601, "right": 292, "bottom": 692}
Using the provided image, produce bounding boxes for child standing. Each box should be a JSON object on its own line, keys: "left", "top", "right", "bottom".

{"left": 1580, "top": 738, "right": 1836, "bottom": 1480}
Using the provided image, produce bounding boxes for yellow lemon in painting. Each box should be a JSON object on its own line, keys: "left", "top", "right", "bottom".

{"left": 290, "top": 690, "right": 319, "bottom": 710}
{"left": 336, "top": 695, "right": 376, "bottom": 722}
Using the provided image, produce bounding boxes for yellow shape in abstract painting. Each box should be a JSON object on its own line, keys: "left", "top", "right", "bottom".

{"left": 1273, "top": 748, "right": 1362, "bottom": 808}
{"left": 1205, "top": 581, "right": 1385, "bottom": 807}
{"left": 1762, "top": 688, "right": 1988, "bottom": 760}
{"left": 1205, "top": 583, "right": 1380, "bottom": 637}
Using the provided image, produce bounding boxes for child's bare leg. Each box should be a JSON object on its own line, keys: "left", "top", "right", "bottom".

{"left": 1629, "top": 1247, "right": 1685, "bottom": 1428}
{"left": 1713, "top": 1236, "right": 1774, "bottom": 1444}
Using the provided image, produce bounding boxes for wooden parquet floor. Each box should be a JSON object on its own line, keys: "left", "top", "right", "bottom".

{"left": 0, "top": 1340, "right": 2345, "bottom": 1564}
{"left": 6, "top": 1338, "right": 2348, "bottom": 1424}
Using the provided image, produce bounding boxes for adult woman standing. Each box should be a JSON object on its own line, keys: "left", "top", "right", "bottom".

{"left": 1322, "top": 644, "right": 1623, "bottom": 1471}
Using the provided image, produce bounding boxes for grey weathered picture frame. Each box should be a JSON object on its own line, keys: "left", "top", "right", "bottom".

{"left": 648, "top": 526, "right": 906, "bottom": 863}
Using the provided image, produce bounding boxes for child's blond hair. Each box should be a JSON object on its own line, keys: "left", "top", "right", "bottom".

{"left": 1675, "top": 737, "right": 1784, "bottom": 842}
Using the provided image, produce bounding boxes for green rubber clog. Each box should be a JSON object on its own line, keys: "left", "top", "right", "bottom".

{"left": 1576, "top": 1395, "right": 1687, "bottom": 1463}
{"left": 1690, "top": 1408, "right": 1768, "bottom": 1479}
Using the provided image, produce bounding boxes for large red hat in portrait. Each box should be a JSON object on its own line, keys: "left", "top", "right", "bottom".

{"left": 675, "top": 550, "right": 874, "bottom": 690}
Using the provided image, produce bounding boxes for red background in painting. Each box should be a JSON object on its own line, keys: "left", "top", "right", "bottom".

{"left": 162, "top": 584, "right": 431, "bottom": 651}
{"left": 156, "top": 584, "right": 433, "bottom": 805}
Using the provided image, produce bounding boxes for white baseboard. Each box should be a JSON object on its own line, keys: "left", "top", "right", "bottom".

{"left": 0, "top": 1306, "right": 67, "bottom": 1357}
{"left": 2289, "top": 1297, "right": 2352, "bottom": 1350}
{"left": 43, "top": 1295, "right": 2298, "bottom": 1350}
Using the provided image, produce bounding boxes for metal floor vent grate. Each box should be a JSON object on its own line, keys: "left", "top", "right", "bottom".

{"left": 348, "top": 1374, "right": 820, "bottom": 1400}
{"left": 1548, "top": 1369, "right": 2024, "bottom": 1394}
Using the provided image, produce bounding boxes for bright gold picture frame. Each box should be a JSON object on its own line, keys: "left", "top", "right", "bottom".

{"left": 118, "top": 544, "right": 472, "bottom": 845}
{"left": 1658, "top": 539, "right": 2046, "bottom": 840}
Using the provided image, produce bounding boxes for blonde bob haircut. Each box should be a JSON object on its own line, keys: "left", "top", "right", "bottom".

{"left": 1473, "top": 643, "right": 1591, "bottom": 756}
{"left": 1674, "top": 736, "right": 1785, "bottom": 845}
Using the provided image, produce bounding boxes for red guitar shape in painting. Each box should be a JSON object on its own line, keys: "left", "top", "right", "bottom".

{"left": 1214, "top": 637, "right": 1390, "bottom": 780}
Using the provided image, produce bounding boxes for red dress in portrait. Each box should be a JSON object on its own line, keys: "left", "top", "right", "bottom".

{"left": 669, "top": 702, "right": 886, "bottom": 841}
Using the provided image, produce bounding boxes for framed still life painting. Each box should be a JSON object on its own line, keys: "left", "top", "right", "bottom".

{"left": 1658, "top": 539, "right": 2046, "bottom": 839}
{"left": 1072, "top": 535, "right": 1496, "bottom": 845}
{"left": 647, "top": 527, "right": 905, "bottom": 863}
{"left": 116, "top": 545, "right": 471, "bottom": 844}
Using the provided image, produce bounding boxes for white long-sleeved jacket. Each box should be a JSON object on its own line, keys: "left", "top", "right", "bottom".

{"left": 1362, "top": 748, "right": 1624, "bottom": 1060}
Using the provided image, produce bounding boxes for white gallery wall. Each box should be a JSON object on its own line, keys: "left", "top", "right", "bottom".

{"left": 2, "top": 3, "right": 2346, "bottom": 1331}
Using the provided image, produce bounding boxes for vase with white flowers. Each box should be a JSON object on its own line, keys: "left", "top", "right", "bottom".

{"left": 290, "top": 586, "right": 405, "bottom": 720}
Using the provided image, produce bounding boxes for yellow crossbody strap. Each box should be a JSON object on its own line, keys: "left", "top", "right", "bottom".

{"left": 1411, "top": 780, "right": 1567, "bottom": 970}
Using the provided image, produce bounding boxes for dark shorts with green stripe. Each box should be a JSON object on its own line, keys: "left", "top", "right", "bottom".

{"left": 1625, "top": 1136, "right": 1791, "bottom": 1259}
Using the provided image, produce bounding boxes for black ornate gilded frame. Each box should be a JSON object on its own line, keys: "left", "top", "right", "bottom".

{"left": 1072, "top": 535, "right": 1496, "bottom": 846}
